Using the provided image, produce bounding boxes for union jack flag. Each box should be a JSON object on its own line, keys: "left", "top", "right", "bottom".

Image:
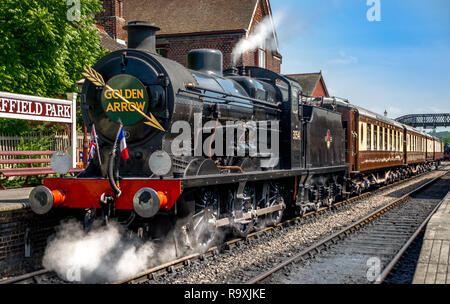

{"left": 88, "top": 124, "right": 99, "bottom": 162}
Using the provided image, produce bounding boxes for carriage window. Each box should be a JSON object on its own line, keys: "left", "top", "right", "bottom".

{"left": 374, "top": 126, "right": 378, "bottom": 150}
{"left": 396, "top": 132, "right": 399, "bottom": 151}
{"left": 394, "top": 131, "right": 396, "bottom": 151}
{"left": 360, "top": 123, "right": 364, "bottom": 145}
{"left": 387, "top": 129, "right": 390, "bottom": 150}
{"left": 384, "top": 128, "right": 387, "bottom": 150}
{"left": 392, "top": 130, "right": 395, "bottom": 151}
{"left": 396, "top": 131, "right": 399, "bottom": 151}
{"left": 367, "top": 124, "right": 371, "bottom": 150}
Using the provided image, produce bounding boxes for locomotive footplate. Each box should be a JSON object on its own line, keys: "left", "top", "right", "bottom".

{"left": 42, "top": 178, "right": 182, "bottom": 211}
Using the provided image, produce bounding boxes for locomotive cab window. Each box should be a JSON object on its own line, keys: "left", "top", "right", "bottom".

{"left": 291, "top": 89, "right": 299, "bottom": 115}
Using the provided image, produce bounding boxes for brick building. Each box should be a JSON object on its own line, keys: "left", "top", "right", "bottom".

{"left": 286, "top": 72, "right": 330, "bottom": 98}
{"left": 96, "top": 0, "right": 282, "bottom": 73}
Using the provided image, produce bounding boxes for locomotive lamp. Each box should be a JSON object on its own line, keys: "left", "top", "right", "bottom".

{"left": 50, "top": 151, "right": 72, "bottom": 175}
{"left": 148, "top": 150, "right": 172, "bottom": 176}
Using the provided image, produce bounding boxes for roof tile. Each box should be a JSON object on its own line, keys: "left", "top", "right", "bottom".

{"left": 123, "top": 0, "right": 259, "bottom": 35}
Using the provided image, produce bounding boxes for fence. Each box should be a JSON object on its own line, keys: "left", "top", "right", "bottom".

{"left": 0, "top": 133, "right": 87, "bottom": 169}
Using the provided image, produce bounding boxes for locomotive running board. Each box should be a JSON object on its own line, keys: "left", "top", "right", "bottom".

{"left": 215, "top": 204, "right": 285, "bottom": 228}
{"left": 181, "top": 165, "right": 348, "bottom": 189}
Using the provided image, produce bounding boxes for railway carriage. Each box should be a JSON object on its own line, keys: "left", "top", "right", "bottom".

{"left": 405, "top": 126, "right": 427, "bottom": 166}
{"left": 433, "top": 136, "right": 444, "bottom": 161}
{"left": 320, "top": 99, "right": 406, "bottom": 192}
{"left": 426, "top": 133, "right": 434, "bottom": 161}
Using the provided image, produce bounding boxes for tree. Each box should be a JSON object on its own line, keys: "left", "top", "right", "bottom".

{"left": 0, "top": 0, "right": 108, "bottom": 134}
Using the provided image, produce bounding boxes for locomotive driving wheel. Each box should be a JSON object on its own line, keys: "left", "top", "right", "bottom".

{"left": 231, "top": 183, "right": 256, "bottom": 237}
{"left": 255, "top": 182, "right": 285, "bottom": 229}
{"left": 190, "top": 187, "right": 220, "bottom": 253}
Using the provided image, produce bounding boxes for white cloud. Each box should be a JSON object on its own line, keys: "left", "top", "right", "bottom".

{"left": 328, "top": 51, "right": 358, "bottom": 64}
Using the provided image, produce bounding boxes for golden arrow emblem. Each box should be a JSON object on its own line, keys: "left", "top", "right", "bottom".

{"left": 82, "top": 66, "right": 165, "bottom": 131}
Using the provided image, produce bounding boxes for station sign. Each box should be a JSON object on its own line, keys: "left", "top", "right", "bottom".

{"left": 0, "top": 91, "right": 73, "bottom": 123}
{"left": 0, "top": 91, "right": 77, "bottom": 168}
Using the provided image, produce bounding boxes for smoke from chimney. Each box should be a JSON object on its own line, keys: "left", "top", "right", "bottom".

{"left": 231, "top": 12, "right": 284, "bottom": 66}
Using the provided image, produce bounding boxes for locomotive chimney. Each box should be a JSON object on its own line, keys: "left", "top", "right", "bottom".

{"left": 123, "top": 21, "right": 160, "bottom": 53}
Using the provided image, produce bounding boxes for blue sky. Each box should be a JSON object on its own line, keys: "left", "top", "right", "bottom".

{"left": 270, "top": 0, "right": 450, "bottom": 129}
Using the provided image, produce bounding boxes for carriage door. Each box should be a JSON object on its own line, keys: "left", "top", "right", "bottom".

{"left": 349, "top": 109, "right": 358, "bottom": 171}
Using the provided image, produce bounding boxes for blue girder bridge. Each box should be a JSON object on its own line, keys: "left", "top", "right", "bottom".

{"left": 395, "top": 113, "right": 450, "bottom": 128}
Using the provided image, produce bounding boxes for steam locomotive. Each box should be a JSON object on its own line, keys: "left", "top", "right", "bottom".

{"left": 29, "top": 21, "right": 443, "bottom": 252}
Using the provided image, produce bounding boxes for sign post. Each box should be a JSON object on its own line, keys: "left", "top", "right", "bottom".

{"left": 0, "top": 91, "right": 77, "bottom": 168}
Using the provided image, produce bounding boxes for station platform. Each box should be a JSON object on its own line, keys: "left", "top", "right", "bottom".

{"left": 413, "top": 191, "right": 450, "bottom": 284}
{"left": 0, "top": 187, "right": 32, "bottom": 212}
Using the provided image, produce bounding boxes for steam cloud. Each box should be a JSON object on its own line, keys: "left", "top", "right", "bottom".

{"left": 231, "top": 12, "right": 284, "bottom": 66}
{"left": 42, "top": 219, "right": 176, "bottom": 283}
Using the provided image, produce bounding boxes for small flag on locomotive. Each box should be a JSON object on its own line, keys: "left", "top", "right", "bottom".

{"left": 117, "top": 124, "right": 129, "bottom": 160}
{"left": 88, "top": 124, "right": 98, "bottom": 161}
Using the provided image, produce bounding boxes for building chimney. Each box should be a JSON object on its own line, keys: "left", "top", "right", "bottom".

{"left": 123, "top": 21, "right": 160, "bottom": 54}
{"left": 95, "top": 0, "right": 127, "bottom": 41}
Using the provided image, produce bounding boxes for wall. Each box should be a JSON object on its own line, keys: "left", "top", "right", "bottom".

{"left": 0, "top": 209, "right": 69, "bottom": 277}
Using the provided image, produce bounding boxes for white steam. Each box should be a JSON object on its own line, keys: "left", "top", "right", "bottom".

{"left": 42, "top": 220, "right": 176, "bottom": 283}
{"left": 231, "top": 12, "right": 284, "bottom": 66}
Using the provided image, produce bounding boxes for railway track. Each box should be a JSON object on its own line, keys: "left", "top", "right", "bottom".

{"left": 0, "top": 269, "right": 59, "bottom": 284}
{"left": 113, "top": 167, "right": 448, "bottom": 285}
{"left": 246, "top": 172, "right": 449, "bottom": 284}
{"left": 0, "top": 167, "right": 446, "bottom": 284}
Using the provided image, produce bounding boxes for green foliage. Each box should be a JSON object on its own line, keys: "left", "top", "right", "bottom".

{"left": 428, "top": 131, "right": 450, "bottom": 139}
{"left": 0, "top": 118, "right": 29, "bottom": 134}
{"left": 0, "top": 0, "right": 109, "bottom": 134}
{"left": 17, "top": 135, "right": 53, "bottom": 152}
{"left": 0, "top": 118, "right": 67, "bottom": 135}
